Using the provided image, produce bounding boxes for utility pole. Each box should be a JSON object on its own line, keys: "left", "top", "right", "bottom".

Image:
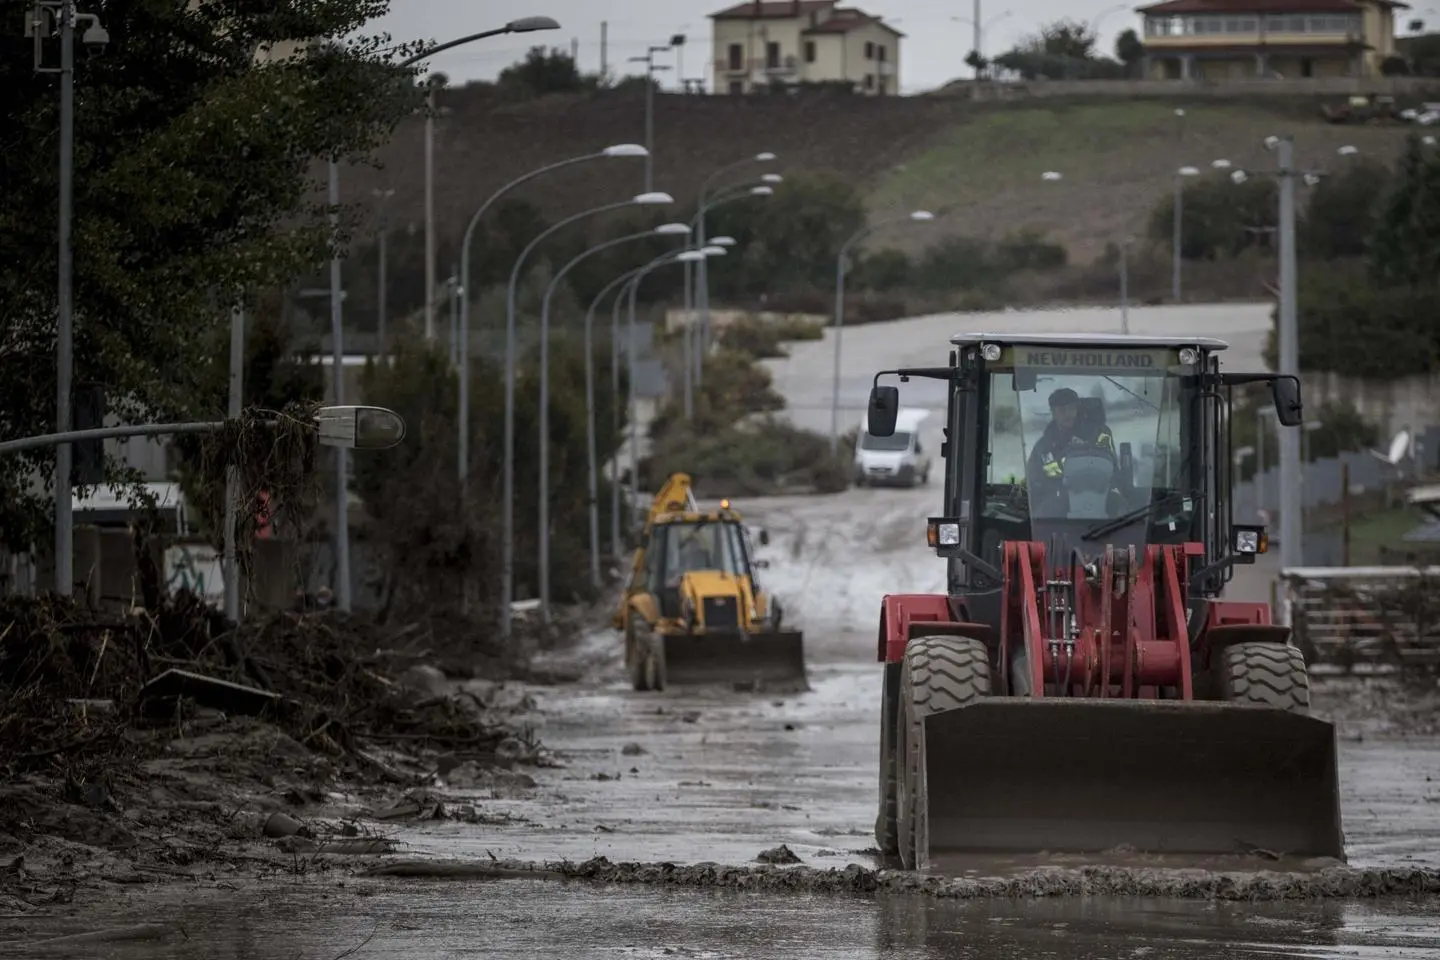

{"left": 1118, "top": 238, "right": 1130, "bottom": 334}
{"left": 223, "top": 305, "right": 244, "bottom": 622}
{"left": 972, "top": 0, "right": 981, "bottom": 76}
{"left": 328, "top": 159, "right": 352, "bottom": 612}
{"left": 600, "top": 21, "right": 608, "bottom": 78}
{"left": 424, "top": 80, "right": 437, "bottom": 341}
{"left": 1276, "top": 135, "right": 1301, "bottom": 575}
{"left": 373, "top": 188, "right": 393, "bottom": 352}
{"left": 629, "top": 44, "right": 672, "bottom": 191}
{"left": 28, "top": 0, "right": 104, "bottom": 594}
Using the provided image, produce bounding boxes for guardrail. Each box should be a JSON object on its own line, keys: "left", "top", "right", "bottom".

{"left": 1281, "top": 566, "right": 1440, "bottom": 676}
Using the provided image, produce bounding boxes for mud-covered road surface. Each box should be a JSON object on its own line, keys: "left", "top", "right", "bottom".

{"left": 11, "top": 878, "right": 1440, "bottom": 958}
{"left": 8, "top": 484, "right": 1440, "bottom": 955}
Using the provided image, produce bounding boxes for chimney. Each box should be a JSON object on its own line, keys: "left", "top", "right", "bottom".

{"left": 792, "top": 0, "right": 800, "bottom": 13}
{"left": 753, "top": 0, "right": 761, "bottom": 14}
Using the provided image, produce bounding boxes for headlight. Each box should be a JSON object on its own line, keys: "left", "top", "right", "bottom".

{"left": 1232, "top": 525, "right": 1267, "bottom": 555}
{"left": 1178, "top": 347, "right": 1199, "bottom": 366}
{"left": 981, "top": 343, "right": 1002, "bottom": 361}
{"left": 926, "top": 518, "right": 962, "bottom": 548}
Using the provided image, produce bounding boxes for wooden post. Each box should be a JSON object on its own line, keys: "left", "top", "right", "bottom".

{"left": 1341, "top": 461, "right": 1351, "bottom": 567}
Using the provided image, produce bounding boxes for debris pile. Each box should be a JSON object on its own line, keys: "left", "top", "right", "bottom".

{"left": 0, "top": 591, "right": 559, "bottom": 902}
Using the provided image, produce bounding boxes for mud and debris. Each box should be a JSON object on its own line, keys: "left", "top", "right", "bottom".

{"left": 0, "top": 591, "right": 588, "bottom": 911}
{"left": 364, "top": 854, "right": 1440, "bottom": 901}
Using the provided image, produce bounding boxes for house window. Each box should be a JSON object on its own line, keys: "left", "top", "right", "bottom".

{"left": 728, "top": 43, "right": 742, "bottom": 70}
{"left": 865, "top": 73, "right": 875, "bottom": 88}
{"left": 766, "top": 40, "right": 780, "bottom": 69}
{"left": 878, "top": 44, "right": 887, "bottom": 61}
{"left": 728, "top": 79, "right": 744, "bottom": 94}
{"left": 864, "top": 41, "right": 874, "bottom": 59}
{"left": 804, "top": 40, "right": 816, "bottom": 63}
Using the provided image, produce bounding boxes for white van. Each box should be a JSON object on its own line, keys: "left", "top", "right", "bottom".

{"left": 853, "top": 408, "right": 932, "bottom": 488}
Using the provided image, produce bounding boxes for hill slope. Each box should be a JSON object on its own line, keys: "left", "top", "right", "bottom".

{"left": 342, "top": 88, "right": 1421, "bottom": 262}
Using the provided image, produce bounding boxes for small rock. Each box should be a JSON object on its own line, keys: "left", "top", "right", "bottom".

{"left": 756, "top": 844, "right": 803, "bottom": 865}
{"left": 680, "top": 711, "right": 701, "bottom": 724}
{"left": 621, "top": 743, "right": 647, "bottom": 756}
{"left": 262, "top": 812, "right": 307, "bottom": 839}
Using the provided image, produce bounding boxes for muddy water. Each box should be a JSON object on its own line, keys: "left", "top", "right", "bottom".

{"left": 389, "top": 660, "right": 1440, "bottom": 874}
{"left": 8, "top": 879, "right": 1440, "bottom": 958}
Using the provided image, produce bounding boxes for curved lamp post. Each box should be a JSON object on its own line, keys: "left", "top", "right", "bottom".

{"left": 579, "top": 248, "right": 694, "bottom": 586}
{"left": 535, "top": 221, "right": 691, "bottom": 619}
{"left": 622, "top": 245, "right": 727, "bottom": 511}
{"left": 689, "top": 183, "right": 775, "bottom": 394}
{"left": 407, "top": 16, "right": 562, "bottom": 342}
{"left": 501, "top": 191, "right": 675, "bottom": 639}
{"left": 605, "top": 246, "right": 724, "bottom": 553}
{"left": 317, "top": 19, "right": 557, "bottom": 613}
{"left": 458, "top": 142, "right": 648, "bottom": 501}
{"left": 829, "top": 209, "right": 936, "bottom": 454}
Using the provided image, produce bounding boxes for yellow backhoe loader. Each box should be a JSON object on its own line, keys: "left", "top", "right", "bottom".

{"left": 613, "top": 473, "right": 808, "bottom": 692}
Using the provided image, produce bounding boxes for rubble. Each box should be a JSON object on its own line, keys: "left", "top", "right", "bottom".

{"left": 0, "top": 590, "right": 575, "bottom": 908}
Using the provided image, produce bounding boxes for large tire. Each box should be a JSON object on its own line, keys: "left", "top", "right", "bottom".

{"left": 1217, "top": 641, "right": 1310, "bottom": 715}
{"left": 875, "top": 664, "right": 900, "bottom": 856}
{"left": 895, "top": 635, "right": 991, "bottom": 870}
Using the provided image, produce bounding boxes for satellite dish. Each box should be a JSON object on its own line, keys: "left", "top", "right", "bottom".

{"left": 1369, "top": 428, "right": 1414, "bottom": 469}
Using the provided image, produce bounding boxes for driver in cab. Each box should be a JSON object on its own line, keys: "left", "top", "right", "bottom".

{"left": 1026, "top": 387, "right": 1117, "bottom": 500}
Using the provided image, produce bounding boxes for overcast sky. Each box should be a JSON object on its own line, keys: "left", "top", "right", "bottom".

{"left": 367, "top": 0, "right": 1152, "bottom": 95}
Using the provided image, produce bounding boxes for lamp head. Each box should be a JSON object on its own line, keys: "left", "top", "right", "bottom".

{"left": 507, "top": 16, "right": 561, "bottom": 32}
{"left": 1041, "top": 171, "right": 1062, "bottom": 181}
{"left": 676, "top": 250, "right": 707, "bottom": 262}
{"left": 653, "top": 222, "right": 691, "bottom": 236}
{"left": 710, "top": 235, "right": 737, "bottom": 246}
{"left": 760, "top": 173, "right": 783, "bottom": 184}
{"left": 603, "top": 143, "right": 648, "bottom": 158}
{"left": 908, "top": 210, "right": 935, "bottom": 221}
{"left": 1178, "top": 166, "right": 1200, "bottom": 176}
{"left": 755, "top": 151, "right": 777, "bottom": 161}
{"left": 632, "top": 192, "right": 674, "bottom": 205}
{"left": 749, "top": 186, "right": 774, "bottom": 196}
{"left": 700, "top": 245, "right": 727, "bottom": 256}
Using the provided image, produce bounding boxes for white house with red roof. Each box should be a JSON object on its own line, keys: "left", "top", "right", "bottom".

{"left": 1137, "top": 0, "right": 1409, "bottom": 79}
{"left": 708, "top": 0, "right": 903, "bottom": 94}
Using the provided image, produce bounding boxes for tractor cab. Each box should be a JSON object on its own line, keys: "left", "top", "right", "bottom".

{"left": 868, "top": 333, "right": 1302, "bottom": 605}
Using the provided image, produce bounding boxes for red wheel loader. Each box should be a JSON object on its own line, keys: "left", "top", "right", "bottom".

{"left": 870, "top": 333, "right": 1344, "bottom": 870}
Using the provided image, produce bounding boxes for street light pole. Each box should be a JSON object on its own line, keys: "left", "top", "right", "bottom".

{"left": 223, "top": 304, "right": 244, "bottom": 622}
{"left": 501, "top": 192, "right": 674, "bottom": 640}
{"left": 1171, "top": 166, "right": 1199, "bottom": 302}
{"left": 396, "top": 16, "right": 562, "bottom": 342}
{"left": 456, "top": 144, "right": 647, "bottom": 511}
{"left": 29, "top": 0, "right": 102, "bottom": 595}
{"left": 373, "top": 189, "right": 393, "bottom": 352}
{"left": 535, "top": 222, "right": 688, "bottom": 621}
{"left": 54, "top": 0, "right": 75, "bottom": 597}
{"left": 829, "top": 210, "right": 936, "bottom": 454}
{"left": 629, "top": 45, "right": 672, "bottom": 192}
{"left": 691, "top": 181, "right": 777, "bottom": 387}
{"left": 327, "top": 158, "right": 352, "bottom": 612}
{"left": 1276, "top": 135, "right": 1302, "bottom": 574}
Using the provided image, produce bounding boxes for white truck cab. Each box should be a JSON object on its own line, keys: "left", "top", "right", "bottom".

{"left": 854, "top": 407, "right": 932, "bottom": 488}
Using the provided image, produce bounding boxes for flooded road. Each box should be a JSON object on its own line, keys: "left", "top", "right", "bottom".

{"left": 8, "top": 484, "right": 1440, "bottom": 957}
{"left": 10, "top": 879, "right": 1440, "bottom": 958}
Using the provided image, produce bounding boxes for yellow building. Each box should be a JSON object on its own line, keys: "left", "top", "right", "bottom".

{"left": 709, "top": 0, "right": 903, "bottom": 94}
{"left": 1138, "top": 0, "right": 1409, "bottom": 79}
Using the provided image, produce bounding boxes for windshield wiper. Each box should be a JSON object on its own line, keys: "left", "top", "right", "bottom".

{"left": 1081, "top": 491, "right": 1203, "bottom": 542}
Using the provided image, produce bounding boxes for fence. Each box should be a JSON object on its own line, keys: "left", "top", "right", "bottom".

{"left": 1281, "top": 566, "right": 1440, "bottom": 676}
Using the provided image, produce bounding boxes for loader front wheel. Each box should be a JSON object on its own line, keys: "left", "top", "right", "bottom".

{"left": 896, "top": 635, "right": 992, "bottom": 871}
{"left": 1218, "top": 641, "right": 1310, "bottom": 715}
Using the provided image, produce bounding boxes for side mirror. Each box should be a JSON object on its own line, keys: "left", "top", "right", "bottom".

{"left": 757, "top": 529, "right": 770, "bottom": 546}
{"left": 868, "top": 385, "right": 899, "bottom": 437}
{"left": 1271, "top": 376, "right": 1303, "bottom": 428}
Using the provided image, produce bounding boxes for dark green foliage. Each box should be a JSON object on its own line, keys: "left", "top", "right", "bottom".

{"left": 1148, "top": 173, "right": 1277, "bottom": 260}
{"left": 1300, "top": 157, "right": 1390, "bottom": 260}
{"left": 0, "top": 0, "right": 418, "bottom": 548}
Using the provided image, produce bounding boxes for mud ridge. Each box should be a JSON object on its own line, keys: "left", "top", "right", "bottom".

{"left": 365, "top": 855, "right": 1440, "bottom": 901}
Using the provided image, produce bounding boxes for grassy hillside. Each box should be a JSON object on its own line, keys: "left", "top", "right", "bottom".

{"left": 339, "top": 88, "right": 1422, "bottom": 265}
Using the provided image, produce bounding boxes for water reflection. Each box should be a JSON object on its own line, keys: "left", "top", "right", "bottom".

{"left": 4, "top": 879, "right": 1434, "bottom": 960}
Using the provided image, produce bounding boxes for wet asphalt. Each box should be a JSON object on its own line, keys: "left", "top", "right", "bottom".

{"left": 8, "top": 484, "right": 1440, "bottom": 957}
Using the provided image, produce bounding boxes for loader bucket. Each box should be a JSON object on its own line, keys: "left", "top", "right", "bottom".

{"left": 920, "top": 699, "right": 1344, "bottom": 861}
{"left": 658, "top": 630, "right": 808, "bottom": 692}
